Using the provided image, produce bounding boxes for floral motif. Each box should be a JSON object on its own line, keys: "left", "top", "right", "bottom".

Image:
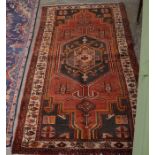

{"left": 6, "top": 0, "right": 39, "bottom": 146}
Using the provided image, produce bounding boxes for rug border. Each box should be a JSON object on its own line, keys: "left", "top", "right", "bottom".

{"left": 6, "top": 0, "right": 41, "bottom": 147}
{"left": 12, "top": 2, "right": 139, "bottom": 154}
{"left": 119, "top": 3, "right": 139, "bottom": 82}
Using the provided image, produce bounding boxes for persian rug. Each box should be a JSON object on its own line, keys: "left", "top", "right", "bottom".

{"left": 12, "top": 3, "right": 139, "bottom": 154}
{"left": 6, "top": 0, "right": 40, "bottom": 146}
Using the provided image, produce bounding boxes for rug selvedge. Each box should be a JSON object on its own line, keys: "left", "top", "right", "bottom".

{"left": 12, "top": 3, "right": 138, "bottom": 154}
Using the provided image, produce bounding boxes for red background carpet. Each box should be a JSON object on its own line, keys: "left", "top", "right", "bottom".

{"left": 12, "top": 3, "right": 138, "bottom": 154}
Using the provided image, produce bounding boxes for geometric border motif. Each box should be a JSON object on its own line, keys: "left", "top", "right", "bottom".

{"left": 6, "top": 0, "right": 40, "bottom": 147}
{"left": 12, "top": 3, "right": 139, "bottom": 154}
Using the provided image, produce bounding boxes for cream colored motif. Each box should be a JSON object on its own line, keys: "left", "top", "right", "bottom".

{"left": 22, "top": 4, "right": 137, "bottom": 149}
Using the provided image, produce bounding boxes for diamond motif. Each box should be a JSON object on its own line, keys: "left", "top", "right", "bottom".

{"left": 60, "top": 36, "right": 109, "bottom": 84}
{"left": 76, "top": 99, "right": 95, "bottom": 114}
